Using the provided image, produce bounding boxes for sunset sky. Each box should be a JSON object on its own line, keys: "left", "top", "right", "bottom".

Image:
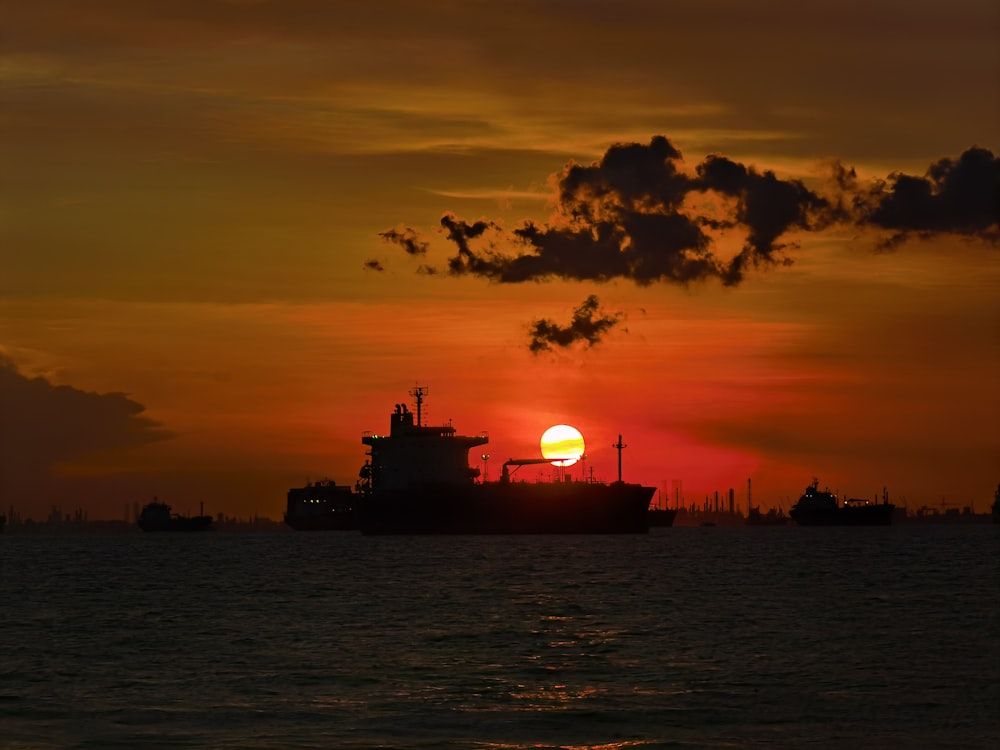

{"left": 2, "top": 0, "right": 998, "bottom": 521}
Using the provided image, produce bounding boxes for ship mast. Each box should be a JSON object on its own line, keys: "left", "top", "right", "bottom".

{"left": 409, "top": 385, "right": 428, "bottom": 427}
{"left": 612, "top": 434, "right": 627, "bottom": 483}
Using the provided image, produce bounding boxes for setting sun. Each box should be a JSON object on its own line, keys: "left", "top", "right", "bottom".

{"left": 540, "top": 424, "right": 586, "bottom": 467}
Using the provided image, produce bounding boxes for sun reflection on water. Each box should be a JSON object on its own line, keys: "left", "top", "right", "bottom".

{"left": 508, "top": 683, "right": 600, "bottom": 708}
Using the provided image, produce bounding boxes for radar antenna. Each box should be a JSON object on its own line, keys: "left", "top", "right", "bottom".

{"left": 409, "top": 385, "right": 428, "bottom": 426}
{"left": 612, "top": 434, "right": 627, "bottom": 483}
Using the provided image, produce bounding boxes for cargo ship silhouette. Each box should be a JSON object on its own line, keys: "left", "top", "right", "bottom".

{"left": 789, "top": 479, "right": 895, "bottom": 526}
{"left": 356, "top": 387, "right": 654, "bottom": 534}
{"left": 137, "top": 499, "right": 213, "bottom": 532}
{"left": 284, "top": 479, "right": 357, "bottom": 531}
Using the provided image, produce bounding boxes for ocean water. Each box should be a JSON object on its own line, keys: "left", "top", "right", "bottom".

{"left": 1, "top": 525, "right": 997, "bottom": 749}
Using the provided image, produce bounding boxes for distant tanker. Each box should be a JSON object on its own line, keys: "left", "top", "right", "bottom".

{"left": 789, "top": 480, "right": 894, "bottom": 526}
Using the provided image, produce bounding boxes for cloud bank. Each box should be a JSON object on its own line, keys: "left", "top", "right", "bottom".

{"left": 0, "top": 355, "right": 172, "bottom": 484}
{"left": 381, "top": 137, "right": 998, "bottom": 284}
{"left": 378, "top": 136, "right": 998, "bottom": 349}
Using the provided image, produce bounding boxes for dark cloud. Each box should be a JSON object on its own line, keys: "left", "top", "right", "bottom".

{"left": 527, "top": 295, "right": 624, "bottom": 354}
{"left": 377, "top": 226, "right": 430, "bottom": 256}
{"left": 852, "top": 146, "right": 1000, "bottom": 247}
{"left": 0, "top": 354, "right": 172, "bottom": 485}
{"left": 557, "top": 135, "right": 690, "bottom": 219}
{"left": 828, "top": 160, "right": 859, "bottom": 192}
{"left": 695, "top": 155, "right": 831, "bottom": 284}
{"left": 438, "top": 213, "right": 501, "bottom": 276}
{"left": 379, "top": 137, "right": 998, "bottom": 288}
{"left": 489, "top": 136, "right": 736, "bottom": 285}
{"left": 363, "top": 258, "right": 385, "bottom": 271}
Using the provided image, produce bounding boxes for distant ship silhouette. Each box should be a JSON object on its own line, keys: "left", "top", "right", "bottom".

{"left": 284, "top": 479, "right": 357, "bottom": 531}
{"left": 137, "top": 498, "right": 213, "bottom": 532}
{"left": 789, "top": 480, "right": 894, "bottom": 526}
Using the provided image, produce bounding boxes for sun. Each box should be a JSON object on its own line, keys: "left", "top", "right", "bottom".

{"left": 540, "top": 424, "right": 585, "bottom": 467}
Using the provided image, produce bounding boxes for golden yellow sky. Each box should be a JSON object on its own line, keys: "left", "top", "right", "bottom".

{"left": 2, "top": 1, "right": 998, "bottom": 519}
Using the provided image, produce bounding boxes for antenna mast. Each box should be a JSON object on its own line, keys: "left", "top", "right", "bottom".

{"left": 409, "top": 385, "right": 428, "bottom": 426}
{"left": 612, "top": 434, "right": 627, "bottom": 482}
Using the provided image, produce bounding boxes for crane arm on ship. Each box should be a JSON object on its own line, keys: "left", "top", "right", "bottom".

{"left": 501, "top": 457, "right": 557, "bottom": 482}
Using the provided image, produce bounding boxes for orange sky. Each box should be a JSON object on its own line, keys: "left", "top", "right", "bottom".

{"left": 2, "top": 1, "right": 998, "bottom": 520}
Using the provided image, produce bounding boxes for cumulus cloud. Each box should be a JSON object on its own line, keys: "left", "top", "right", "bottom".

{"left": 851, "top": 146, "right": 1000, "bottom": 248}
{"left": 0, "top": 354, "right": 172, "bottom": 481}
{"left": 527, "top": 295, "right": 624, "bottom": 354}
{"left": 381, "top": 137, "right": 998, "bottom": 286}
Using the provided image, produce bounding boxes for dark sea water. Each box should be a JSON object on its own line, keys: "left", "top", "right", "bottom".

{"left": 1, "top": 525, "right": 997, "bottom": 750}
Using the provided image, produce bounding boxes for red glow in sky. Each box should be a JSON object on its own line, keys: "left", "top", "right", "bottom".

{"left": 1, "top": 2, "right": 997, "bottom": 520}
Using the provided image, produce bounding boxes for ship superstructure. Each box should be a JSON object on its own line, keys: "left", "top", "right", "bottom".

{"left": 361, "top": 387, "right": 488, "bottom": 495}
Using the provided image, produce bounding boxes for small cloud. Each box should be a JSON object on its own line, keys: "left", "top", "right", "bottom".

{"left": 378, "top": 225, "right": 430, "bottom": 256}
{"left": 363, "top": 258, "right": 385, "bottom": 271}
{"left": 527, "top": 295, "right": 624, "bottom": 354}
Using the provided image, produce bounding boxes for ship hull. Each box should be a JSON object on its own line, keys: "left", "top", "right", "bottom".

{"left": 789, "top": 505, "right": 895, "bottom": 526}
{"left": 746, "top": 517, "right": 788, "bottom": 526}
{"left": 359, "top": 480, "right": 654, "bottom": 535}
{"left": 648, "top": 508, "right": 677, "bottom": 527}
{"left": 746, "top": 509, "right": 788, "bottom": 526}
{"left": 284, "top": 482, "right": 358, "bottom": 531}
{"left": 284, "top": 515, "right": 357, "bottom": 531}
